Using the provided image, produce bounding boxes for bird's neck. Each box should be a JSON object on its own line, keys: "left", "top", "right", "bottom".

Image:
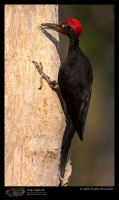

{"left": 68, "top": 35, "right": 79, "bottom": 55}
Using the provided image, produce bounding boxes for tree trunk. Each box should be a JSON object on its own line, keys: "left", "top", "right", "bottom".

{"left": 5, "top": 5, "right": 68, "bottom": 186}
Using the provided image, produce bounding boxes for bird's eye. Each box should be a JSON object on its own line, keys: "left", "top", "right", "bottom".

{"left": 61, "top": 23, "right": 66, "bottom": 28}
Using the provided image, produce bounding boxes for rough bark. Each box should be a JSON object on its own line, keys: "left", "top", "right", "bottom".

{"left": 5, "top": 5, "right": 69, "bottom": 186}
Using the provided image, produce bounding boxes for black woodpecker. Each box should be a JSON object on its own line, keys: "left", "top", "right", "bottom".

{"left": 40, "top": 18, "right": 93, "bottom": 180}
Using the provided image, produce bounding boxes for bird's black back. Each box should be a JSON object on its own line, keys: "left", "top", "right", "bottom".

{"left": 58, "top": 47, "right": 93, "bottom": 141}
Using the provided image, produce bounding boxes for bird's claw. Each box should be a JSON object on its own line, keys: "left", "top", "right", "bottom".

{"left": 32, "top": 61, "right": 58, "bottom": 90}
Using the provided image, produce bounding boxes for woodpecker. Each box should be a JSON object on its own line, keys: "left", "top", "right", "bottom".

{"left": 38, "top": 18, "right": 93, "bottom": 181}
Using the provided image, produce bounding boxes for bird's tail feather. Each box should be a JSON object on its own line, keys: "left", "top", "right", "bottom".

{"left": 60, "top": 114, "right": 75, "bottom": 178}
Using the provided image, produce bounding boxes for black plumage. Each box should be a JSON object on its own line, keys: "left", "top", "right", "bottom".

{"left": 41, "top": 18, "right": 93, "bottom": 180}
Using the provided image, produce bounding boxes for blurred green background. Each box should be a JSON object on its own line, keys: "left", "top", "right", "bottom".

{"left": 59, "top": 5, "right": 114, "bottom": 186}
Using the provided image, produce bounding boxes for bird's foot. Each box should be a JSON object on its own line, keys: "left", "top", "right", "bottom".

{"left": 32, "top": 61, "right": 58, "bottom": 90}
{"left": 32, "top": 61, "right": 67, "bottom": 116}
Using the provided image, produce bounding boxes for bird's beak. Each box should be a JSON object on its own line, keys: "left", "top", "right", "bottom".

{"left": 39, "top": 23, "right": 61, "bottom": 32}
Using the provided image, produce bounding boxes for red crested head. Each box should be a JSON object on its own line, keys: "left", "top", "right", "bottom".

{"left": 41, "top": 18, "right": 83, "bottom": 37}
{"left": 58, "top": 18, "right": 83, "bottom": 37}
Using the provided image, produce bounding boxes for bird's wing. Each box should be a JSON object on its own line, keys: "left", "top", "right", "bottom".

{"left": 64, "top": 86, "right": 92, "bottom": 141}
